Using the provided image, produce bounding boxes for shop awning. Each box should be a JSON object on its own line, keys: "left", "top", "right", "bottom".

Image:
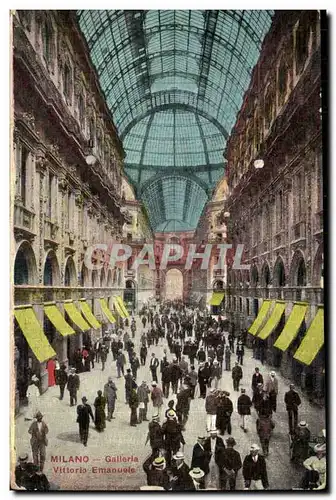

{"left": 294, "top": 307, "right": 324, "bottom": 365}
{"left": 208, "top": 292, "right": 225, "bottom": 306}
{"left": 14, "top": 306, "right": 56, "bottom": 362}
{"left": 44, "top": 304, "right": 75, "bottom": 336}
{"left": 116, "top": 296, "right": 130, "bottom": 318}
{"left": 113, "top": 297, "right": 126, "bottom": 318}
{"left": 274, "top": 303, "right": 308, "bottom": 351}
{"left": 64, "top": 302, "right": 90, "bottom": 331}
{"left": 258, "top": 301, "right": 286, "bottom": 340}
{"left": 79, "top": 300, "right": 101, "bottom": 329}
{"left": 248, "top": 300, "right": 272, "bottom": 336}
{"left": 99, "top": 298, "right": 116, "bottom": 323}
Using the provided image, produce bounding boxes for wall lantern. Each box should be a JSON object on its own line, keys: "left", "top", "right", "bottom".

{"left": 254, "top": 159, "right": 264, "bottom": 169}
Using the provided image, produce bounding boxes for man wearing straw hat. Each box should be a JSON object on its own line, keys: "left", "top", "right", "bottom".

{"left": 170, "top": 451, "right": 195, "bottom": 491}
{"left": 143, "top": 455, "right": 170, "bottom": 490}
{"left": 189, "top": 468, "right": 204, "bottom": 490}
{"left": 242, "top": 444, "right": 269, "bottom": 490}
{"left": 28, "top": 411, "right": 48, "bottom": 472}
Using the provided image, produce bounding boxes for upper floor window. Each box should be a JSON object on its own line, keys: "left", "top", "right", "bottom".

{"left": 42, "top": 18, "right": 54, "bottom": 66}
{"left": 295, "top": 171, "right": 305, "bottom": 220}
{"left": 264, "top": 87, "right": 274, "bottom": 132}
{"left": 295, "top": 19, "right": 310, "bottom": 75}
{"left": 47, "top": 172, "right": 54, "bottom": 218}
{"left": 78, "top": 93, "right": 85, "bottom": 127}
{"left": 276, "top": 190, "right": 284, "bottom": 231}
{"left": 277, "top": 60, "right": 288, "bottom": 108}
{"left": 15, "top": 143, "right": 29, "bottom": 206}
{"left": 89, "top": 117, "right": 95, "bottom": 147}
{"left": 63, "top": 62, "right": 72, "bottom": 103}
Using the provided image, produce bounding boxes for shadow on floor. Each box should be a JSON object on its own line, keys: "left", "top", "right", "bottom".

{"left": 56, "top": 432, "right": 81, "bottom": 443}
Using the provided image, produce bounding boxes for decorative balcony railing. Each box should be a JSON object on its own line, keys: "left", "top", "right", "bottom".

{"left": 291, "top": 221, "right": 306, "bottom": 242}
{"left": 14, "top": 204, "right": 35, "bottom": 234}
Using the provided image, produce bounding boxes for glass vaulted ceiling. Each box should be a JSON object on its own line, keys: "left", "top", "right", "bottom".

{"left": 77, "top": 10, "right": 273, "bottom": 232}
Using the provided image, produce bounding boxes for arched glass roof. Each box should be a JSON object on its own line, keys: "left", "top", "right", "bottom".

{"left": 77, "top": 10, "right": 273, "bottom": 232}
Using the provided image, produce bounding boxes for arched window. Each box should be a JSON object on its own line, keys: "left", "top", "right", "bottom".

{"left": 63, "top": 61, "right": 72, "bottom": 103}
{"left": 295, "top": 18, "right": 310, "bottom": 75}
{"left": 42, "top": 18, "right": 53, "bottom": 65}
{"left": 264, "top": 86, "right": 274, "bottom": 131}
{"left": 277, "top": 59, "right": 287, "bottom": 107}
{"left": 78, "top": 93, "right": 85, "bottom": 126}
{"left": 297, "top": 258, "right": 307, "bottom": 287}
{"left": 14, "top": 249, "right": 29, "bottom": 285}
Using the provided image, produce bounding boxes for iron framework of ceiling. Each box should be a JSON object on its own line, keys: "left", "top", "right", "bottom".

{"left": 77, "top": 9, "right": 273, "bottom": 232}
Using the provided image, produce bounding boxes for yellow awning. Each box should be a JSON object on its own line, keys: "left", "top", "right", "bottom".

{"left": 248, "top": 300, "right": 272, "bottom": 336}
{"left": 99, "top": 298, "right": 116, "bottom": 323}
{"left": 79, "top": 300, "right": 101, "bottom": 329}
{"left": 294, "top": 307, "right": 324, "bottom": 365}
{"left": 44, "top": 304, "right": 75, "bottom": 336}
{"left": 258, "top": 301, "right": 286, "bottom": 340}
{"left": 274, "top": 303, "right": 308, "bottom": 351}
{"left": 116, "top": 296, "right": 130, "bottom": 318}
{"left": 208, "top": 292, "right": 225, "bottom": 306}
{"left": 64, "top": 302, "right": 90, "bottom": 331}
{"left": 113, "top": 297, "right": 126, "bottom": 318}
{"left": 14, "top": 307, "right": 56, "bottom": 362}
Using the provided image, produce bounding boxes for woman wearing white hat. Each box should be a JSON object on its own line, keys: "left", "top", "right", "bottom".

{"left": 300, "top": 443, "right": 326, "bottom": 490}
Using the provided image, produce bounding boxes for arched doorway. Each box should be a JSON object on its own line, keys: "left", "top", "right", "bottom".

{"left": 165, "top": 268, "right": 183, "bottom": 300}
{"left": 251, "top": 264, "right": 259, "bottom": 287}
{"left": 290, "top": 250, "right": 306, "bottom": 300}
{"left": 14, "top": 241, "right": 37, "bottom": 285}
{"left": 124, "top": 279, "right": 136, "bottom": 312}
{"left": 64, "top": 256, "right": 77, "bottom": 286}
{"left": 79, "top": 262, "right": 89, "bottom": 287}
{"left": 261, "top": 261, "right": 271, "bottom": 298}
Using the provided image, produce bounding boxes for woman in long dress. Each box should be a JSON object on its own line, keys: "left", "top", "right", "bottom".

{"left": 94, "top": 390, "right": 106, "bottom": 432}
{"left": 47, "top": 359, "right": 56, "bottom": 387}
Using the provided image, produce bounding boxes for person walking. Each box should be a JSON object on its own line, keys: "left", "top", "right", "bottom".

{"left": 100, "top": 346, "right": 107, "bottom": 371}
{"left": 237, "top": 388, "right": 252, "bottom": 432}
{"left": 176, "top": 384, "right": 191, "bottom": 430}
{"left": 67, "top": 368, "right": 80, "bottom": 407}
{"left": 218, "top": 437, "right": 242, "bottom": 491}
{"left": 140, "top": 343, "right": 148, "bottom": 366}
{"left": 188, "top": 365, "right": 198, "bottom": 399}
{"left": 28, "top": 411, "right": 48, "bottom": 472}
{"left": 57, "top": 364, "right": 68, "bottom": 401}
{"left": 170, "top": 359, "right": 182, "bottom": 395}
{"left": 130, "top": 354, "right": 140, "bottom": 380}
{"left": 116, "top": 350, "right": 126, "bottom": 378}
{"left": 151, "top": 382, "right": 164, "bottom": 420}
{"left": 265, "top": 371, "right": 279, "bottom": 412}
{"left": 129, "top": 381, "right": 139, "bottom": 427}
{"left": 145, "top": 416, "right": 164, "bottom": 456}
{"left": 231, "top": 362, "right": 243, "bottom": 392}
{"left": 76, "top": 396, "right": 94, "bottom": 446}
{"left": 137, "top": 380, "right": 150, "bottom": 423}
{"left": 228, "top": 333, "right": 235, "bottom": 352}
{"left": 149, "top": 353, "right": 159, "bottom": 383}
{"left": 103, "top": 377, "right": 117, "bottom": 421}
{"left": 170, "top": 451, "right": 195, "bottom": 491}
{"left": 161, "top": 362, "right": 171, "bottom": 399}
{"left": 124, "top": 369, "right": 133, "bottom": 404}
{"left": 205, "top": 388, "right": 218, "bottom": 432}
{"left": 251, "top": 367, "right": 263, "bottom": 401}
{"left": 191, "top": 435, "right": 211, "bottom": 489}
{"left": 143, "top": 455, "right": 170, "bottom": 490}
{"left": 211, "top": 360, "right": 221, "bottom": 389}
{"left": 236, "top": 340, "right": 245, "bottom": 365}
{"left": 256, "top": 414, "right": 274, "bottom": 457}
{"left": 224, "top": 345, "right": 232, "bottom": 371}
{"left": 242, "top": 444, "right": 269, "bottom": 490}
{"left": 94, "top": 390, "right": 106, "bottom": 432}
{"left": 198, "top": 362, "right": 210, "bottom": 398}
{"left": 216, "top": 391, "right": 233, "bottom": 436}
{"left": 284, "top": 384, "right": 301, "bottom": 435}
{"left": 162, "top": 411, "right": 186, "bottom": 468}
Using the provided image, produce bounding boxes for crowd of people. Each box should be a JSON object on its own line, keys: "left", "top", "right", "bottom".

{"left": 15, "top": 299, "right": 326, "bottom": 491}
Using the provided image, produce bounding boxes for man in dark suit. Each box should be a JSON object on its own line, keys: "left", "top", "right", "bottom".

{"left": 191, "top": 435, "right": 211, "bottom": 489}
{"left": 76, "top": 396, "right": 94, "bottom": 446}
{"left": 170, "top": 451, "right": 195, "bottom": 491}
{"left": 218, "top": 437, "right": 242, "bottom": 490}
{"left": 242, "top": 443, "right": 269, "bottom": 490}
{"left": 143, "top": 455, "right": 170, "bottom": 490}
{"left": 251, "top": 367, "right": 264, "bottom": 399}
{"left": 28, "top": 411, "right": 48, "bottom": 472}
{"left": 67, "top": 367, "right": 80, "bottom": 406}
{"left": 206, "top": 430, "right": 226, "bottom": 489}
{"left": 284, "top": 384, "right": 301, "bottom": 434}
{"left": 150, "top": 353, "right": 159, "bottom": 383}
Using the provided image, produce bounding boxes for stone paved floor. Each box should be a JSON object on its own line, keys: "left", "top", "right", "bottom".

{"left": 13, "top": 315, "right": 325, "bottom": 490}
